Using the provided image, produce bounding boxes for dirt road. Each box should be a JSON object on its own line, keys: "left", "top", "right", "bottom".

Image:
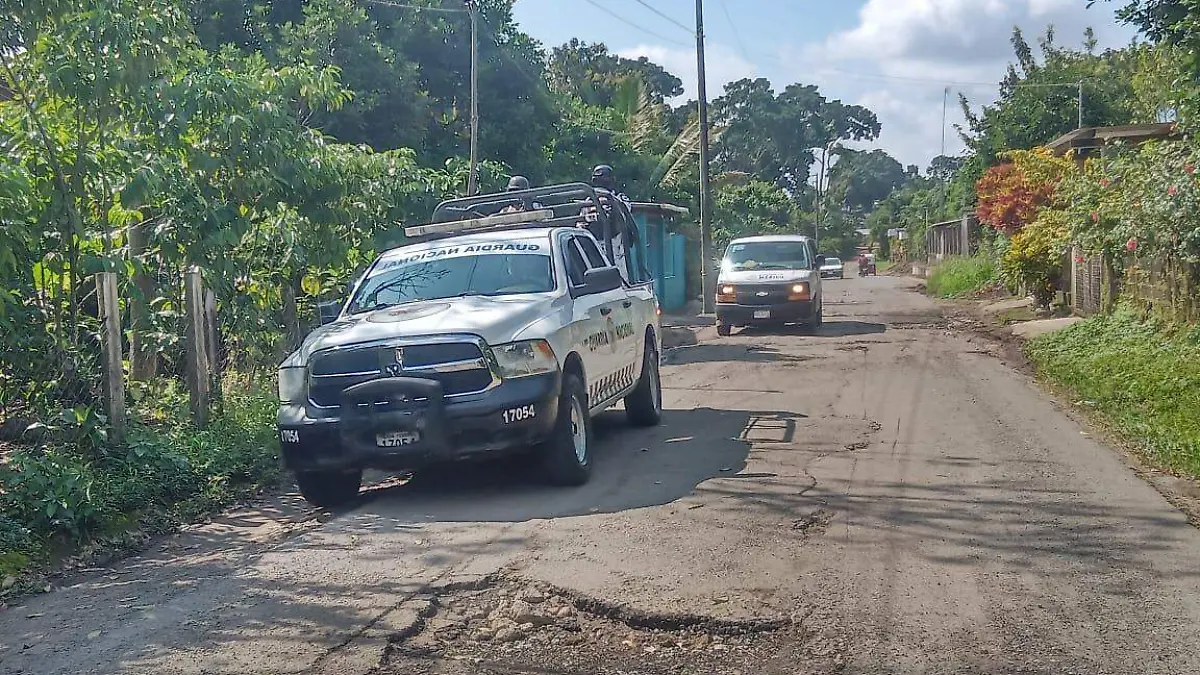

{"left": 4, "top": 275, "right": 1200, "bottom": 674}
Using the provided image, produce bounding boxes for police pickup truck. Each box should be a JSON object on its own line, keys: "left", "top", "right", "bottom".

{"left": 277, "top": 183, "right": 663, "bottom": 507}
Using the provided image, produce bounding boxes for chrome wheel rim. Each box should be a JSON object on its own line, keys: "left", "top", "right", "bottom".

{"left": 570, "top": 397, "right": 587, "bottom": 464}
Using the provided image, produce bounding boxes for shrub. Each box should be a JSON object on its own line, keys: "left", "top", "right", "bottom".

{"left": 1001, "top": 209, "right": 1071, "bottom": 308}
{"left": 926, "top": 256, "right": 998, "bottom": 298}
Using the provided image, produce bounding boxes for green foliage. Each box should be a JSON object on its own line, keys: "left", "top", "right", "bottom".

{"left": 1062, "top": 139, "right": 1200, "bottom": 264}
{"left": 827, "top": 149, "right": 908, "bottom": 215}
{"left": 0, "top": 383, "right": 282, "bottom": 557}
{"left": 1027, "top": 309, "right": 1200, "bottom": 478}
{"left": 959, "top": 27, "right": 1140, "bottom": 169}
{"left": 1002, "top": 210, "right": 1071, "bottom": 307}
{"left": 926, "top": 256, "right": 999, "bottom": 298}
{"left": 712, "top": 180, "right": 802, "bottom": 252}
{"left": 712, "top": 78, "right": 880, "bottom": 194}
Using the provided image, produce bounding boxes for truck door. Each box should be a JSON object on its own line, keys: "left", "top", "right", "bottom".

{"left": 562, "top": 234, "right": 618, "bottom": 406}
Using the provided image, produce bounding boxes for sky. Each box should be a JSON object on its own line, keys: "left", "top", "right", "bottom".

{"left": 511, "top": 0, "right": 1139, "bottom": 172}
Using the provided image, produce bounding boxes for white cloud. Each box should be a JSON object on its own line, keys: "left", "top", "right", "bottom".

{"left": 616, "top": 43, "right": 758, "bottom": 101}
{"left": 780, "top": 0, "right": 1137, "bottom": 168}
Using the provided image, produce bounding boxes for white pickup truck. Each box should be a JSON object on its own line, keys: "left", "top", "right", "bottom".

{"left": 276, "top": 184, "right": 663, "bottom": 507}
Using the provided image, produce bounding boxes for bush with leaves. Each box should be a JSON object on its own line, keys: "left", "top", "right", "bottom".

{"left": 1064, "top": 140, "right": 1200, "bottom": 265}
{"left": 975, "top": 148, "right": 1075, "bottom": 236}
{"left": 1002, "top": 209, "right": 1071, "bottom": 308}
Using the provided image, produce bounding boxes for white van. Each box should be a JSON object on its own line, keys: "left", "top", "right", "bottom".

{"left": 714, "top": 235, "right": 824, "bottom": 337}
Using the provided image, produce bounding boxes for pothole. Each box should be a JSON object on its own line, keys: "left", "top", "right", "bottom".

{"left": 383, "top": 576, "right": 842, "bottom": 674}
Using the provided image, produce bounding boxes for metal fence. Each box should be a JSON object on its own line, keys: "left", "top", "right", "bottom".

{"left": 926, "top": 215, "right": 979, "bottom": 262}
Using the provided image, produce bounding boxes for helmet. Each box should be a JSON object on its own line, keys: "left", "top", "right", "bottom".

{"left": 590, "top": 164, "right": 615, "bottom": 190}
{"left": 506, "top": 175, "right": 531, "bottom": 192}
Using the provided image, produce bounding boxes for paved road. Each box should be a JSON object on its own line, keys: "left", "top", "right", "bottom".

{"left": 4, "top": 275, "right": 1200, "bottom": 674}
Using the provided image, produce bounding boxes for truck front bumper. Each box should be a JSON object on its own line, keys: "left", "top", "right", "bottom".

{"left": 277, "top": 372, "right": 561, "bottom": 474}
{"left": 716, "top": 300, "right": 816, "bottom": 326}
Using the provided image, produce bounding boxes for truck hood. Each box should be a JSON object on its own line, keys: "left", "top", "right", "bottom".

{"left": 284, "top": 294, "right": 561, "bottom": 366}
{"left": 718, "top": 268, "right": 816, "bottom": 285}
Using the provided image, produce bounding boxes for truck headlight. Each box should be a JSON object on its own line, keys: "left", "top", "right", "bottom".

{"left": 277, "top": 367, "right": 307, "bottom": 403}
{"left": 493, "top": 340, "right": 558, "bottom": 378}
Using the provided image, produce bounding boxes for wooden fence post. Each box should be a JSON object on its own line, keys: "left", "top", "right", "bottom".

{"left": 184, "top": 268, "right": 211, "bottom": 426}
{"left": 94, "top": 272, "right": 126, "bottom": 442}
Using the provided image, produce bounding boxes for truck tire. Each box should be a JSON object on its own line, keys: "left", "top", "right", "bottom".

{"left": 296, "top": 469, "right": 363, "bottom": 508}
{"left": 625, "top": 341, "right": 663, "bottom": 427}
{"left": 540, "top": 374, "right": 592, "bottom": 486}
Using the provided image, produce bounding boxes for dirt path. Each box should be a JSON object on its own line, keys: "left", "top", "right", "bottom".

{"left": 4, "top": 275, "right": 1200, "bottom": 675}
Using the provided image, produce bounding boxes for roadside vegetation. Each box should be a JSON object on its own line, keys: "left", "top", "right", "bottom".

{"left": 1026, "top": 311, "right": 1200, "bottom": 478}
{"left": 0, "top": 384, "right": 281, "bottom": 580}
{"left": 926, "top": 256, "right": 998, "bottom": 298}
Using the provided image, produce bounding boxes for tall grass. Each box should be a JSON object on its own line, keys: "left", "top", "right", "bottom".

{"left": 1026, "top": 311, "right": 1200, "bottom": 478}
{"left": 926, "top": 256, "right": 997, "bottom": 298}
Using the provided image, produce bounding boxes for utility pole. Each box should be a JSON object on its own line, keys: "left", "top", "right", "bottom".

{"left": 940, "top": 86, "right": 949, "bottom": 215}
{"left": 695, "top": 0, "right": 715, "bottom": 314}
{"left": 467, "top": 0, "right": 480, "bottom": 196}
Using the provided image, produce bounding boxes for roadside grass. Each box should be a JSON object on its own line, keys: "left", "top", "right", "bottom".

{"left": 1025, "top": 310, "right": 1200, "bottom": 479}
{"left": 926, "top": 256, "right": 998, "bottom": 298}
{"left": 0, "top": 379, "right": 283, "bottom": 581}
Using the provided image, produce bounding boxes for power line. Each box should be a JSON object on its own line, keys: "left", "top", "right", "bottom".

{"left": 360, "top": 0, "right": 467, "bottom": 13}
{"left": 578, "top": 0, "right": 692, "bottom": 47}
{"left": 716, "top": 0, "right": 749, "bottom": 62}
{"left": 626, "top": 0, "right": 695, "bottom": 36}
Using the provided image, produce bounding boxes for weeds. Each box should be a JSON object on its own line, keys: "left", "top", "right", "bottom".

{"left": 0, "top": 380, "right": 282, "bottom": 576}
{"left": 1026, "top": 311, "right": 1200, "bottom": 478}
{"left": 926, "top": 256, "right": 998, "bottom": 298}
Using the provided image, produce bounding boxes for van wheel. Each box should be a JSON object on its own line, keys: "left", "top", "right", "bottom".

{"left": 716, "top": 323, "right": 731, "bottom": 337}
{"left": 540, "top": 374, "right": 592, "bottom": 486}
{"left": 296, "top": 469, "right": 363, "bottom": 508}
{"left": 625, "top": 341, "right": 663, "bottom": 427}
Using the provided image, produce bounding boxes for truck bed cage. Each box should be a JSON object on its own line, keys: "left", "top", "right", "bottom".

{"left": 412, "top": 182, "right": 619, "bottom": 263}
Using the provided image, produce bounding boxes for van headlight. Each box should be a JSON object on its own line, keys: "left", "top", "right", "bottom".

{"left": 277, "top": 367, "right": 307, "bottom": 403}
{"left": 493, "top": 340, "right": 558, "bottom": 378}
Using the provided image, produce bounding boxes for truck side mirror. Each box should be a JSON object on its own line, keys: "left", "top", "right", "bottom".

{"left": 318, "top": 300, "right": 342, "bottom": 325}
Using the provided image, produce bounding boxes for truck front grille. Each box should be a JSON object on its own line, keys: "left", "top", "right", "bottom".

{"left": 308, "top": 341, "right": 495, "bottom": 408}
{"left": 735, "top": 285, "right": 793, "bottom": 306}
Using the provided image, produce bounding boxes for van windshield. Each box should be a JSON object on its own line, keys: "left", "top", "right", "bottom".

{"left": 722, "top": 241, "right": 811, "bottom": 272}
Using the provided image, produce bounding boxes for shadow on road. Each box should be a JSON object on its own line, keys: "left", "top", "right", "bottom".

{"left": 353, "top": 407, "right": 772, "bottom": 524}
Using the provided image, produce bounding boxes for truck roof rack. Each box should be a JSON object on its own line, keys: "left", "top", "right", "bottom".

{"left": 409, "top": 182, "right": 620, "bottom": 261}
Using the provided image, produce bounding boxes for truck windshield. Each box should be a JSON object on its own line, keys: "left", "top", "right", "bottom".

{"left": 723, "top": 241, "right": 811, "bottom": 272}
{"left": 349, "top": 252, "right": 554, "bottom": 315}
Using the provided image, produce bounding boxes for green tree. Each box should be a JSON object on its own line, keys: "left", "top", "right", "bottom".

{"left": 547, "top": 39, "right": 683, "bottom": 106}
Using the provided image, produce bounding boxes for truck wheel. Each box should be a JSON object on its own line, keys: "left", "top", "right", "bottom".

{"left": 296, "top": 469, "right": 363, "bottom": 508}
{"left": 540, "top": 374, "right": 592, "bottom": 486}
{"left": 716, "top": 322, "right": 731, "bottom": 337}
{"left": 625, "top": 341, "right": 663, "bottom": 427}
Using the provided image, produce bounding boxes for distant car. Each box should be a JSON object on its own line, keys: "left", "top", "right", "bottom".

{"left": 819, "top": 256, "right": 844, "bottom": 279}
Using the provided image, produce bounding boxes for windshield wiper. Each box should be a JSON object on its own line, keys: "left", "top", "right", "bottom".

{"left": 349, "top": 298, "right": 426, "bottom": 316}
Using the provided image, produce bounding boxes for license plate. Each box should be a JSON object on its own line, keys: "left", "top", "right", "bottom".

{"left": 376, "top": 431, "right": 420, "bottom": 448}
{"left": 753, "top": 310, "right": 771, "bottom": 319}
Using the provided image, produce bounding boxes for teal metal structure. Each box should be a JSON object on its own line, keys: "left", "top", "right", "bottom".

{"left": 629, "top": 202, "right": 690, "bottom": 311}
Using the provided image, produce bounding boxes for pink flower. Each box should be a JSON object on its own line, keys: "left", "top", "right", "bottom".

{"left": 1074, "top": 255, "right": 1085, "bottom": 263}
{"left": 1187, "top": 164, "right": 1196, "bottom": 175}
{"left": 1100, "top": 178, "right": 1110, "bottom": 188}
{"left": 1090, "top": 211, "right": 1099, "bottom": 223}
{"left": 1169, "top": 186, "right": 1179, "bottom": 196}
{"left": 1126, "top": 237, "right": 1138, "bottom": 252}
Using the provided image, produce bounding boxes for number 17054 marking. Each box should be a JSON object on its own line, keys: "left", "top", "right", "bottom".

{"left": 502, "top": 405, "right": 536, "bottom": 424}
